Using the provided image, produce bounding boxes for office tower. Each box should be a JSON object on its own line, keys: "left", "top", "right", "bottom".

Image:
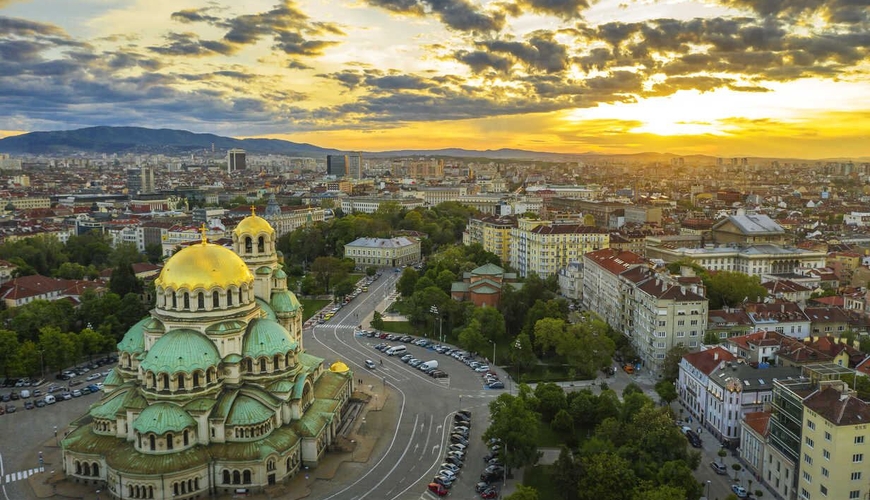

{"left": 327, "top": 155, "right": 348, "bottom": 177}
{"left": 347, "top": 152, "right": 363, "bottom": 179}
{"left": 127, "top": 167, "right": 155, "bottom": 195}
{"left": 227, "top": 149, "right": 246, "bottom": 172}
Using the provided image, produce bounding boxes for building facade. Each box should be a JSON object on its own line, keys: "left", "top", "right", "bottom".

{"left": 462, "top": 216, "right": 515, "bottom": 265}
{"left": 343, "top": 237, "right": 421, "bottom": 267}
{"left": 61, "top": 213, "right": 353, "bottom": 499}
{"left": 227, "top": 149, "right": 246, "bottom": 172}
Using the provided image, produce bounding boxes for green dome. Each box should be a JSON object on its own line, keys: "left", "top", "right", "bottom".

{"left": 226, "top": 395, "right": 274, "bottom": 426}
{"left": 143, "top": 317, "right": 165, "bottom": 332}
{"left": 103, "top": 368, "right": 124, "bottom": 387}
{"left": 271, "top": 290, "right": 301, "bottom": 313}
{"left": 118, "top": 318, "right": 148, "bottom": 354}
{"left": 272, "top": 268, "right": 287, "bottom": 279}
{"left": 243, "top": 319, "right": 296, "bottom": 359}
{"left": 140, "top": 329, "right": 221, "bottom": 374}
{"left": 133, "top": 402, "right": 196, "bottom": 435}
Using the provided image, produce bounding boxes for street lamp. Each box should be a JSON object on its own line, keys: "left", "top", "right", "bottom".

{"left": 429, "top": 305, "right": 438, "bottom": 340}
{"left": 512, "top": 337, "right": 521, "bottom": 395}
{"left": 54, "top": 425, "right": 58, "bottom": 446}
{"left": 430, "top": 306, "right": 443, "bottom": 343}
{"left": 705, "top": 480, "right": 710, "bottom": 499}
{"left": 489, "top": 340, "right": 496, "bottom": 366}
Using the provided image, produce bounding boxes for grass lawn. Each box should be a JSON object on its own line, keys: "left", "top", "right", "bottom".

{"left": 523, "top": 464, "right": 560, "bottom": 499}
{"left": 299, "top": 299, "right": 331, "bottom": 322}
{"left": 378, "top": 321, "right": 422, "bottom": 335}
{"left": 536, "top": 418, "right": 566, "bottom": 448}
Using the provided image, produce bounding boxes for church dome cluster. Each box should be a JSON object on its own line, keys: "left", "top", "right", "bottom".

{"left": 61, "top": 211, "right": 354, "bottom": 500}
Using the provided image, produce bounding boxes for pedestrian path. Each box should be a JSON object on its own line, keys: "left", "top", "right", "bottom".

{"left": 3, "top": 466, "right": 44, "bottom": 484}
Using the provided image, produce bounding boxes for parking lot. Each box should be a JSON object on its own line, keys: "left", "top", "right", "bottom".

{"left": 1, "top": 356, "right": 117, "bottom": 416}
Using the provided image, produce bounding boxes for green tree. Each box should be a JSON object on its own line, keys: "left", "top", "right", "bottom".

{"left": 505, "top": 485, "right": 540, "bottom": 500}
{"left": 533, "top": 317, "right": 567, "bottom": 356}
{"left": 703, "top": 331, "right": 721, "bottom": 345}
{"left": 0, "top": 329, "right": 20, "bottom": 379}
{"left": 655, "top": 380, "right": 678, "bottom": 406}
{"left": 397, "top": 267, "right": 419, "bottom": 297}
{"left": 38, "top": 326, "right": 78, "bottom": 376}
{"left": 365, "top": 266, "right": 377, "bottom": 277}
{"left": 371, "top": 311, "right": 385, "bottom": 331}
{"left": 76, "top": 327, "right": 108, "bottom": 362}
{"left": 472, "top": 306, "right": 506, "bottom": 342}
{"left": 145, "top": 243, "right": 164, "bottom": 263}
{"left": 535, "top": 382, "right": 568, "bottom": 422}
{"left": 511, "top": 332, "right": 538, "bottom": 373}
{"left": 578, "top": 452, "right": 637, "bottom": 500}
{"left": 310, "top": 256, "right": 346, "bottom": 293}
{"left": 704, "top": 271, "right": 767, "bottom": 309}
{"left": 552, "top": 445, "right": 580, "bottom": 500}
{"left": 656, "top": 460, "right": 703, "bottom": 500}
{"left": 484, "top": 393, "right": 541, "bottom": 475}
{"left": 66, "top": 230, "right": 113, "bottom": 267}
{"left": 458, "top": 319, "right": 489, "bottom": 355}
{"left": 662, "top": 345, "right": 690, "bottom": 382}
{"left": 17, "top": 340, "right": 41, "bottom": 377}
{"left": 633, "top": 485, "right": 688, "bottom": 500}
{"left": 552, "top": 408, "right": 575, "bottom": 435}
{"left": 333, "top": 278, "right": 357, "bottom": 298}
{"left": 7, "top": 299, "right": 75, "bottom": 342}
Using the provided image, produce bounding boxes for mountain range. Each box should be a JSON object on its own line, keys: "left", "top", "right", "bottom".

{"left": 0, "top": 126, "right": 865, "bottom": 162}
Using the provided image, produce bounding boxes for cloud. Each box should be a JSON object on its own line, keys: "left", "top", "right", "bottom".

{"left": 363, "top": 0, "right": 505, "bottom": 32}
{"left": 510, "top": 0, "right": 591, "bottom": 19}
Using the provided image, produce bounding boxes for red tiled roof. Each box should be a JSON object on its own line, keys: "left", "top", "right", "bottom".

{"left": 743, "top": 411, "right": 771, "bottom": 437}
{"left": 682, "top": 346, "right": 737, "bottom": 375}
{"left": 804, "top": 386, "right": 870, "bottom": 426}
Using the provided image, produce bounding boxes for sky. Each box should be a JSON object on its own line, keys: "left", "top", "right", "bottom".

{"left": 0, "top": 0, "right": 869, "bottom": 158}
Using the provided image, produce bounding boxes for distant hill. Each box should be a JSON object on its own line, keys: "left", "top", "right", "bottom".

{"left": 0, "top": 126, "right": 342, "bottom": 156}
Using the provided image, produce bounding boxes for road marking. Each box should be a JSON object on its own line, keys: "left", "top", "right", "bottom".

{"left": 2, "top": 467, "right": 41, "bottom": 485}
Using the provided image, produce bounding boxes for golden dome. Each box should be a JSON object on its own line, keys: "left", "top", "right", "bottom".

{"left": 155, "top": 242, "right": 254, "bottom": 290}
{"left": 233, "top": 206, "right": 275, "bottom": 237}
{"left": 329, "top": 361, "right": 350, "bottom": 373}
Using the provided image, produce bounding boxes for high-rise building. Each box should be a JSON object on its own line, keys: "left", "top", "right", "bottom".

{"left": 127, "top": 167, "right": 155, "bottom": 195}
{"left": 227, "top": 149, "right": 246, "bottom": 172}
{"left": 347, "top": 152, "right": 363, "bottom": 179}
{"left": 326, "top": 155, "right": 348, "bottom": 177}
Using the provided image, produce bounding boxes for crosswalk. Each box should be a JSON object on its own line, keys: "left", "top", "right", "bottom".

{"left": 3, "top": 467, "right": 44, "bottom": 484}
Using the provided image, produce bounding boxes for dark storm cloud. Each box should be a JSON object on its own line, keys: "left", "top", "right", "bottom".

{"left": 367, "top": 74, "right": 431, "bottom": 90}
{"left": 363, "top": 0, "right": 504, "bottom": 32}
{"left": 454, "top": 50, "right": 514, "bottom": 73}
{"left": 511, "top": 0, "right": 590, "bottom": 19}
{"left": 478, "top": 34, "right": 570, "bottom": 73}
{"left": 718, "top": 0, "right": 870, "bottom": 24}
{"left": 0, "top": 16, "right": 68, "bottom": 37}
{"left": 158, "top": 1, "right": 344, "bottom": 59}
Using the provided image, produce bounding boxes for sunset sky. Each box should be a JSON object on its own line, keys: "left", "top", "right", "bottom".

{"left": 1, "top": 0, "right": 868, "bottom": 157}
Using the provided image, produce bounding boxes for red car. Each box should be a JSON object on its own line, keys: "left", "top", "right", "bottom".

{"left": 428, "top": 482, "right": 449, "bottom": 497}
{"left": 481, "top": 489, "right": 498, "bottom": 499}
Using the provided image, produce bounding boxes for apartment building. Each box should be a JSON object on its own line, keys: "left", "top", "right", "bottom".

{"left": 413, "top": 186, "right": 467, "bottom": 206}
{"left": 646, "top": 244, "right": 827, "bottom": 277}
{"left": 581, "top": 248, "right": 646, "bottom": 331}
{"left": 621, "top": 267, "right": 709, "bottom": 372}
{"left": 798, "top": 383, "right": 870, "bottom": 500}
{"left": 462, "top": 216, "right": 515, "bottom": 265}
{"left": 340, "top": 196, "right": 424, "bottom": 214}
{"left": 511, "top": 223, "right": 609, "bottom": 279}
{"left": 4, "top": 196, "right": 51, "bottom": 210}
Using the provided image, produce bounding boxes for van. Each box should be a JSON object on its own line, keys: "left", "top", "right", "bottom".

{"left": 44, "top": 395, "right": 56, "bottom": 405}
{"left": 19, "top": 389, "right": 30, "bottom": 399}
{"left": 420, "top": 360, "right": 439, "bottom": 371}
{"left": 386, "top": 345, "right": 407, "bottom": 356}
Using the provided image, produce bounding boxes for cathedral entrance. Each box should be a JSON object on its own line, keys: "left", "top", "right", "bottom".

{"left": 268, "top": 474, "right": 276, "bottom": 485}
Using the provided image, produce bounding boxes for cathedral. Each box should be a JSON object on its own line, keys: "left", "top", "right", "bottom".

{"left": 61, "top": 210, "right": 353, "bottom": 499}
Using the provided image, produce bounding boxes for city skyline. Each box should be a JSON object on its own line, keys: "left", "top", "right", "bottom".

{"left": 0, "top": 0, "right": 868, "bottom": 158}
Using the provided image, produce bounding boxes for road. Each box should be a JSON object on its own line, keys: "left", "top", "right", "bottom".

{"left": 302, "top": 272, "right": 505, "bottom": 500}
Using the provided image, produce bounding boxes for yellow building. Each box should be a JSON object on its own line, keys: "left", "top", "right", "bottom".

{"left": 462, "top": 216, "right": 515, "bottom": 265}
{"left": 510, "top": 218, "right": 609, "bottom": 278}
{"left": 798, "top": 383, "right": 870, "bottom": 500}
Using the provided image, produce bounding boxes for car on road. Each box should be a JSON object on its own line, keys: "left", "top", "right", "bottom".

{"left": 364, "top": 360, "right": 377, "bottom": 370}
{"left": 24, "top": 400, "right": 34, "bottom": 410}
{"left": 487, "top": 381, "right": 505, "bottom": 389}
{"left": 408, "top": 358, "right": 423, "bottom": 367}
{"left": 4, "top": 404, "right": 15, "bottom": 413}
{"left": 400, "top": 354, "right": 413, "bottom": 362}
{"left": 731, "top": 485, "right": 748, "bottom": 498}
{"left": 710, "top": 461, "right": 728, "bottom": 475}
{"left": 428, "top": 482, "right": 449, "bottom": 496}
{"left": 685, "top": 430, "right": 702, "bottom": 448}
{"left": 430, "top": 370, "right": 448, "bottom": 378}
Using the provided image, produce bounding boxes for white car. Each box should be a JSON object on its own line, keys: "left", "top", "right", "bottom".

{"left": 475, "top": 365, "right": 490, "bottom": 373}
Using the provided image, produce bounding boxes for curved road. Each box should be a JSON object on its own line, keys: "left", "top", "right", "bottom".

{"left": 303, "top": 272, "right": 501, "bottom": 500}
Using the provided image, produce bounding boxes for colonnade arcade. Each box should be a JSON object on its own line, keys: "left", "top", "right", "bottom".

{"left": 141, "top": 367, "right": 219, "bottom": 394}
{"left": 156, "top": 285, "right": 254, "bottom": 312}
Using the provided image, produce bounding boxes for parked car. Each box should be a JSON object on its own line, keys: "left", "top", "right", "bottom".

{"left": 24, "top": 400, "right": 34, "bottom": 410}
{"left": 731, "top": 485, "right": 748, "bottom": 498}
{"left": 430, "top": 370, "right": 448, "bottom": 378}
{"left": 427, "top": 482, "right": 449, "bottom": 497}
{"left": 685, "top": 430, "right": 702, "bottom": 448}
{"left": 34, "top": 399, "right": 46, "bottom": 408}
{"left": 71, "top": 389, "right": 82, "bottom": 398}
{"left": 487, "top": 381, "right": 505, "bottom": 389}
{"left": 481, "top": 487, "right": 498, "bottom": 499}
{"left": 710, "top": 461, "right": 728, "bottom": 475}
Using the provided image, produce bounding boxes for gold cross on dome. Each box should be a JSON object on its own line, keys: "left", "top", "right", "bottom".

{"left": 251, "top": 205, "right": 257, "bottom": 216}
{"left": 200, "top": 223, "right": 208, "bottom": 244}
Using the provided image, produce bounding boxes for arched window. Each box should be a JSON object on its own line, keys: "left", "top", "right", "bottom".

{"left": 274, "top": 354, "right": 281, "bottom": 370}
{"left": 83, "top": 462, "right": 91, "bottom": 476}
{"left": 243, "top": 470, "right": 252, "bottom": 484}
{"left": 128, "top": 485, "right": 134, "bottom": 498}
{"left": 75, "top": 461, "right": 81, "bottom": 475}
{"left": 258, "top": 236, "right": 265, "bottom": 253}
{"left": 259, "top": 358, "right": 266, "bottom": 373}
{"left": 244, "top": 358, "right": 253, "bottom": 373}
{"left": 193, "top": 372, "right": 200, "bottom": 388}
{"left": 149, "top": 485, "right": 154, "bottom": 498}
{"left": 267, "top": 459, "right": 275, "bottom": 471}
{"left": 245, "top": 237, "right": 252, "bottom": 254}
{"left": 166, "top": 433, "right": 173, "bottom": 450}
{"left": 227, "top": 290, "right": 233, "bottom": 306}
{"left": 177, "top": 374, "right": 185, "bottom": 390}
{"left": 223, "top": 470, "right": 230, "bottom": 484}
{"left": 198, "top": 292, "right": 205, "bottom": 310}
{"left": 149, "top": 435, "right": 155, "bottom": 451}
{"left": 172, "top": 294, "right": 177, "bottom": 309}
{"left": 183, "top": 292, "right": 190, "bottom": 310}
{"left": 195, "top": 478, "right": 199, "bottom": 491}
{"left": 239, "top": 288, "right": 243, "bottom": 304}
{"left": 206, "top": 368, "right": 214, "bottom": 384}
{"left": 161, "top": 374, "right": 169, "bottom": 390}
{"left": 92, "top": 463, "right": 99, "bottom": 477}
{"left": 183, "top": 429, "right": 189, "bottom": 446}
{"left": 213, "top": 291, "right": 220, "bottom": 308}
{"left": 173, "top": 483, "right": 179, "bottom": 496}
{"left": 233, "top": 470, "right": 241, "bottom": 484}
{"left": 150, "top": 372, "right": 157, "bottom": 388}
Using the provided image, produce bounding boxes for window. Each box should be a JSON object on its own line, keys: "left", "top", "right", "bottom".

{"left": 851, "top": 471, "right": 861, "bottom": 481}
{"left": 801, "top": 487, "right": 811, "bottom": 499}
{"left": 823, "top": 449, "right": 830, "bottom": 460}
{"left": 821, "top": 467, "right": 828, "bottom": 477}
{"left": 824, "top": 431, "right": 831, "bottom": 441}
{"left": 659, "top": 320, "right": 666, "bottom": 327}
{"left": 213, "top": 291, "right": 220, "bottom": 308}
{"left": 806, "top": 437, "right": 814, "bottom": 448}
{"left": 197, "top": 292, "right": 204, "bottom": 310}
{"left": 853, "top": 453, "right": 864, "bottom": 463}
{"left": 677, "top": 320, "right": 685, "bottom": 326}
{"left": 804, "top": 454, "right": 813, "bottom": 465}
{"left": 856, "top": 436, "right": 865, "bottom": 445}
{"left": 808, "top": 420, "right": 816, "bottom": 430}
{"left": 820, "top": 485, "right": 827, "bottom": 496}
{"left": 850, "top": 491, "right": 861, "bottom": 499}
{"left": 803, "top": 471, "right": 812, "bottom": 483}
